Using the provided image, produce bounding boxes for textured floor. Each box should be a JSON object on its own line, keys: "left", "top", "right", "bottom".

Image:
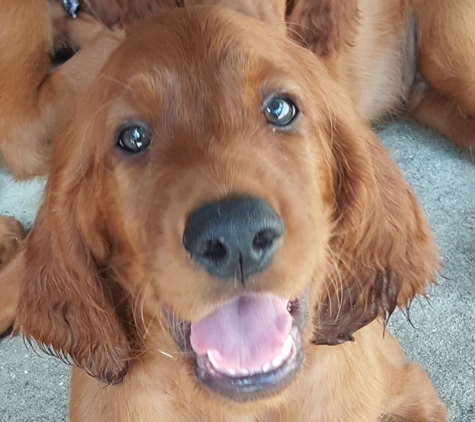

{"left": 0, "top": 120, "right": 474, "bottom": 421}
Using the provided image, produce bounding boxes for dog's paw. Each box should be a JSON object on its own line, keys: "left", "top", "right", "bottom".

{"left": 0, "top": 324, "right": 13, "bottom": 342}
{"left": 0, "top": 216, "right": 26, "bottom": 269}
{"left": 0, "top": 216, "right": 25, "bottom": 338}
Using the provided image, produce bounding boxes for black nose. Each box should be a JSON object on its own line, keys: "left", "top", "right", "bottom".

{"left": 183, "top": 197, "right": 284, "bottom": 281}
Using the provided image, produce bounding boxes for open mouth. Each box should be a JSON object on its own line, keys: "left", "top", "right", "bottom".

{"left": 167, "top": 292, "right": 307, "bottom": 402}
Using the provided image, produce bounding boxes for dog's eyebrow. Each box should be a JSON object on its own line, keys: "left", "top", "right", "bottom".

{"left": 103, "top": 73, "right": 168, "bottom": 120}
{"left": 124, "top": 73, "right": 167, "bottom": 98}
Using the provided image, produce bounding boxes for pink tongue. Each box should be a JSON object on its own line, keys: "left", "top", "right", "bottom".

{"left": 190, "top": 295, "right": 291, "bottom": 371}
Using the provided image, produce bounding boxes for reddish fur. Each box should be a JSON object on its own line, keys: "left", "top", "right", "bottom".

{"left": 286, "top": 0, "right": 360, "bottom": 57}
{"left": 81, "top": 0, "right": 179, "bottom": 27}
{"left": 409, "top": 0, "right": 475, "bottom": 153}
{"left": 1, "top": 0, "right": 474, "bottom": 182}
{"left": 314, "top": 116, "right": 438, "bottom": 344}
{"left": 0, "top": 0, "right": 123, "bottom": 179}
{"left": 0, "top": 2, "right": 447, "bottom": 420}
{"left": 0, "top": 216, "right": 26, "bottom": 336}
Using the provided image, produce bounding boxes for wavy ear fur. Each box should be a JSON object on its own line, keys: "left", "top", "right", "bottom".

{"left": 286, "top": 0, "right": 360, "bottom": 57}
{"left": 313, "top": 104, "right": 439, "bottom": 345}
{"left": 13, "top": 122, "right": 130, "bottom": 384}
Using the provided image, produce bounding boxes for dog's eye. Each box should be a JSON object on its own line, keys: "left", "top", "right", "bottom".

{"left": 117, "top": 125, "right": 151, "bottom": 154}
{"left": 263, "top": 96, "right": 298, "bottom": 127}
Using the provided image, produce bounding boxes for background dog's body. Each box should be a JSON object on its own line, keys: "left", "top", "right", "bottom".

{"left": 286, "top": 0, "right": 475, "bottom": 152}
{"left": 0, "top": 0, "right": 123, "bottom": 179}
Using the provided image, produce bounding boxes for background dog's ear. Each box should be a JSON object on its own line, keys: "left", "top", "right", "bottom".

{"left": 312, "top": 102, "right": 439, "bottom": 345}
{"left": 13, "top": 122, "right": 130, "bottom": 384}
{"left": 286, "top": 0, "right": 359, "bottom": 57}
{"left": 184, "top": 0, "right": 287, "bottom": 28}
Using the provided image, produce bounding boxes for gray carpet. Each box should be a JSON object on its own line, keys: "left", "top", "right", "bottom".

{"left": 0, "top": 120, "right": 474, "bottom": 421}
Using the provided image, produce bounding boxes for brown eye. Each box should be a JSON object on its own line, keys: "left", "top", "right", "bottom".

{"left": 263, "top": 95, "right": 298, "bottom": 127}
{"left": 117, "top": 125, "right": 151, "bottom": 154}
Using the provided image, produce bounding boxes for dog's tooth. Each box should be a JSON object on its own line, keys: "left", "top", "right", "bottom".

{"left": 262, "top": 362, "right": 272, "bottom": 373}
{"left": 281, "top": 334, "right": 293, "bottom": 358}
{"left": 226, "top": 368, "right": 237, "bottom": 376}
{"left": 206, "top": 351, "right": 244, "bottom": 377}
{"left": 207, "top": 351, "right": 222, "bottom": 371}
{"left": 272, "top": 354, "right": 284, "bottom": 368}
{"left": 237, "top": 369, "right": 249, "bottom": 377}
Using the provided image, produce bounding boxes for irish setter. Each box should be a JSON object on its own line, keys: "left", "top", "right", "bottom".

{"left": 0, "top": 0, "right": 450, "bottom": 420}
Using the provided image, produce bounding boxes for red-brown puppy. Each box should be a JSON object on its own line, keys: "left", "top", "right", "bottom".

{"left": 3, "top": 2, "right": 446, "bottom": 421}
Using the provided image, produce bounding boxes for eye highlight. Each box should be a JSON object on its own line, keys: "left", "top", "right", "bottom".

{"left": 263, "top": 95, "right": 298, "bottom": 127}
{"left": 117, "top": 125, "right": 152, "bottom": 154}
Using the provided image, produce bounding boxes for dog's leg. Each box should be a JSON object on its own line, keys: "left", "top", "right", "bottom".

{"left": 65, "top": 11, "right": 112, "bottom": 50}
{"left": 382, "top": 361, "right": 447, "bottom": 422}
{"left": 0, "top": 273, "right": 18, "bottom": 338}
{"left": 408, "top": 80, "right": 475, "bottom": 153}
{"left": 412, "top": 0, "right": 475, "bottom": 151}
{"left": 0, "top": 216, "right": 26, "bottom": 336}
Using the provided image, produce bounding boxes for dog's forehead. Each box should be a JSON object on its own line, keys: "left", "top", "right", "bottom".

{"left": 110, "top": 7, "right": 294, "bottom": 91}
{"left": 96, "top": 6, "right": 307, "bottom": 138}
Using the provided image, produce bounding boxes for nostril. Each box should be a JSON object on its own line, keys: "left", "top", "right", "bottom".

{"left": 252, "top": 229, "right": 280, "bottom": 252}
{"left": 201, "top": 239, "right": 227, "bottom": 262}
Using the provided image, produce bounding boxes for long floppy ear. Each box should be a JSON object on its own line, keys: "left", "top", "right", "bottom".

{"left": 286, "top": 0, "right": 360, "bottom": 57}
{"left": 312, "top": 103, "right": 439, "bottom": 345}
{"left": 12, "top": 123, "right": 130, "bottom": 384}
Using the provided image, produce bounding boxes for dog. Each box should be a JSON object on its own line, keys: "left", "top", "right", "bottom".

{"left": 0, "top": 0, "right": 125, "bottom": 180}
{"left": 0, "top": 0, "right": 449, "bottom": 420}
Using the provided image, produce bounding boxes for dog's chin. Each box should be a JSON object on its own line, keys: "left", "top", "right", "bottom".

{"left": 165, "top": 290, "right": 308, "bottom": 402}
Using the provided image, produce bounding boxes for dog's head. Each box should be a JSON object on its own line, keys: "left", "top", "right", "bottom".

{"left": 10, "top": 1, "right": 438, "bottom": 403}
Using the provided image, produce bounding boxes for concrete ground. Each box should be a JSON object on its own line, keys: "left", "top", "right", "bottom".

{"left": 0, "top": 120, "right": 474, "bottom": 421}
